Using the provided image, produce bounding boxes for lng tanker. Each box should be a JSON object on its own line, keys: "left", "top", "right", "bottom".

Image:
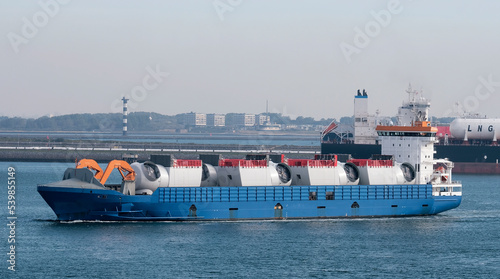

{"left": 321, "top": 86, "right": 500, "bottom": 174}
{"left": 38, "top": 121, "right": 461, "bottom": 221}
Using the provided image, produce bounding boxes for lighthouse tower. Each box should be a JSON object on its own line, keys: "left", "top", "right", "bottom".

{"left": 122, "top": 97, "right": 129, "bottom": 136}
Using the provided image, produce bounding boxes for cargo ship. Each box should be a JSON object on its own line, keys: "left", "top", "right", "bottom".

{"left": 321, "top": 86, "right": 500, "bottom": 174}
{"left": 38, "top": 121, "right": 462, "bottom": 221}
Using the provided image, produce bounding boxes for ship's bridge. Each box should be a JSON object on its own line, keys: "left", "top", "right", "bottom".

{"left": 376, "top": 121, "right": 437, "bottom": 137}
{"left": 376, "top": 121, "right": 437, "bottom": 184}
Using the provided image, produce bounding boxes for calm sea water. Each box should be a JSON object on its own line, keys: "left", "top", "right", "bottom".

{"left": 1, "top": 162, "right": 499, "bottom": 278}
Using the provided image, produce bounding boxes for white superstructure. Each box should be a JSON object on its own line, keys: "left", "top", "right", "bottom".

{"left": 352, "top": 85, "right": 430, "bottom": 144}
{"left": 376, "top": 121, "right": 435, "bottom": 184}
{"left": 376, "top": 121, "right": 462, "bottom": 198}
{"left": 397, "top": 85, "right": 430, "bottom": 126}
{"left": 354, "top": 89, "right": 378, "bottom": 144}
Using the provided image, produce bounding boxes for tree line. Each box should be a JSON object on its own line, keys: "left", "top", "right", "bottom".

{"left": 0, "top": 112, "right": 337, "bottom": 132}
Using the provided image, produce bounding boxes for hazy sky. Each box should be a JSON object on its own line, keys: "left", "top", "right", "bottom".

{"left": 2, "top": 0, "right": 500, "bottom": 120}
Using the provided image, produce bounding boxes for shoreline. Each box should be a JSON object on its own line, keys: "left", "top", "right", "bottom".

{"left": 0, "top": 132, "right": 320, "bottom": 163}
{"left": 0, "top": 146, "right": 319, "bottom": 163}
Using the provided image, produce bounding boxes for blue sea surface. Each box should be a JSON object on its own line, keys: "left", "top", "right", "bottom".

{"left": 1, "top": 162, "right": 499, "bottom": 278}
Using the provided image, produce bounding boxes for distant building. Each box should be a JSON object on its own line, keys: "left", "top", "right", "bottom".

{"left": 207, "top": 114, "right": 225, "bottom": 126}
{"left": 257, "top": 114, "right": 270, "bottom": 126}
{"left": 226, "top": 113, "right": 255, "bottom": 127}
{"left": 184, "top": 112, "right": 206, "bottom": 126}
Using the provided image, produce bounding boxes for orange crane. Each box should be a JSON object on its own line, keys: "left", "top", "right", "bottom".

{"left": 76, "top": 159, "right": 104, "bottom": 180}
{"left": 99, "top": 160, "right": 136, "bottom": 185}
{"left": 76, "top": 159, "right": 135, "bottom": 185}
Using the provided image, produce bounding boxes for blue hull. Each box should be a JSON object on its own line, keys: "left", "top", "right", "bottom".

{"left": 37, "top": 184, "right": 462, "bottom": 221}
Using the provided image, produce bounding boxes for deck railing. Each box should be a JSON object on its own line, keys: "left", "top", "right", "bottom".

{"left": 158, "top": 184, "right": 433, "bottom": 203}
